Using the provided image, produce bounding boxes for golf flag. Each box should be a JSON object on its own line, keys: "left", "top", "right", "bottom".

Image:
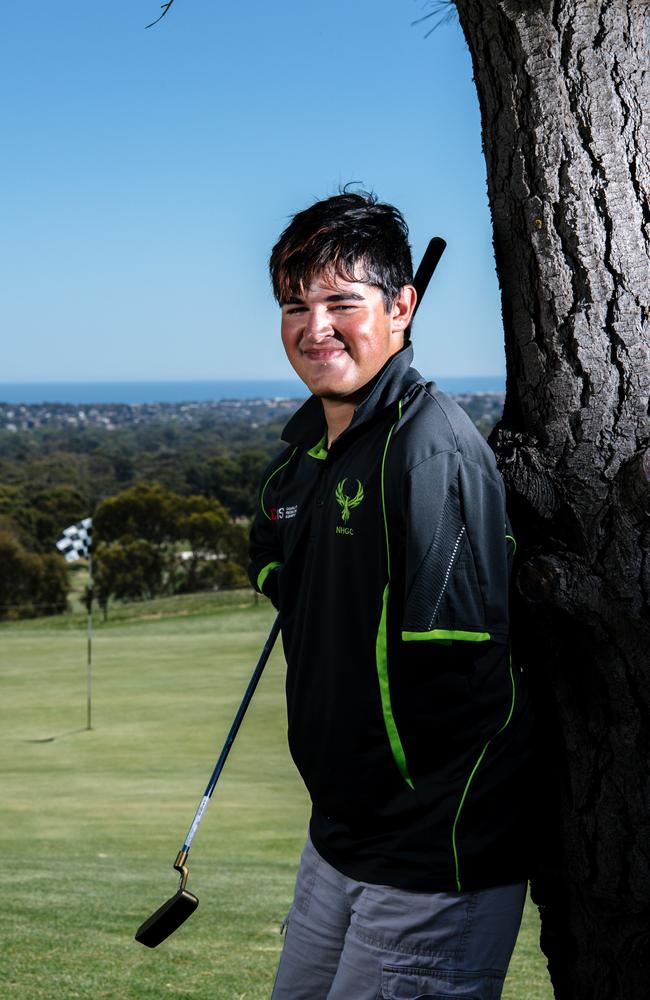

{"left": 56, "top": 518, "right": 92, "bottom": 562}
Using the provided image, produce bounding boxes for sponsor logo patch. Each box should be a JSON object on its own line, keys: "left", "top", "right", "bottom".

{"left": 271, "top": 504, "right": 298, "bottom": 521}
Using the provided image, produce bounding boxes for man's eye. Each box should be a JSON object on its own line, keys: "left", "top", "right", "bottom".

{"left": 285, "top": 307, "right": 306, "bottom": 314}
{"left": 332, "top": 305, "right": 355, "bottom": 311}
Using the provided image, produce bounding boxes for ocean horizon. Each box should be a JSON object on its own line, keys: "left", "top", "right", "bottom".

{"left": 0, "top": 376, "right": 505, "bottom": 405}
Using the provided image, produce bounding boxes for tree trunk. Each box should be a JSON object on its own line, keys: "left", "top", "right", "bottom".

{"left": 452, "top": 1, "right": 650, "bottom": 997}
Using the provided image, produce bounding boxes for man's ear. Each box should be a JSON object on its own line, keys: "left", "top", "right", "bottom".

{"left": 391, "top": 285, "right": 417, "bottom": 332}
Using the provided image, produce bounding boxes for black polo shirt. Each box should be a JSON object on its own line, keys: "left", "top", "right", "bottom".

{"left": 249, "top": 346, "right": 531, "bottom": 892}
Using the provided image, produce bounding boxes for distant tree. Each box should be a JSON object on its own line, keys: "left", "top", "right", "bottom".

{"left": 220, "top": 560, "right": 249, "bottom": 588}
{"left": 27, "top": 485, "right": 88, "bottom": 551}
{"left": 0, "top": 485, "right": 38, "bottom": 546}
{"left": 184, "top": 449, "right": 270, "bottom": 516}
{"left": 94, "top": 538, "right": 167, "bottom": 602}
{"left": 94, "top": 483, "right": 248, "bottom": 600}
{"left": 94, "top": 482, "right": 178, "bottom": 546}
{"left": 0, "top": 532, "right": 68, "bottom": 619}
{"left": 37, "top": 553, "right": 70, "bottom": 615}
{"left": 223, "top": 520, "right": 250, "bottom": 570}
{"left": 176, "top": 497, "right": 230, "bottom": 591}
{"left": 138, "top": 450, "right": 188, "bottom": 495}
{"left": 20, "top": 452, "right": 87, "bottom": 492}
{"left": 110, "top": 451, "right": 136, "bottom": 487}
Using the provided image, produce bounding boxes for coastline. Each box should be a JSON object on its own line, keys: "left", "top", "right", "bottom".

{"left": 0, "top": 376, "right": 506, "bottom": 406}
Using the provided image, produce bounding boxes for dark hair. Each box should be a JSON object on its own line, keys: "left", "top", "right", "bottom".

{"left": 269, "top": 189, "right": 413, "bottom": 313}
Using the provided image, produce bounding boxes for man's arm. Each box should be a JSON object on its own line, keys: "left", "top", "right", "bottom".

{"left": 249, "top": 518, "right": 282, "bottom": 609}
{"left": 248, "top": 451, "right": 293, "bottom": 610}
{"left": 400, "top": 448, "right": 511, "bottom": 645}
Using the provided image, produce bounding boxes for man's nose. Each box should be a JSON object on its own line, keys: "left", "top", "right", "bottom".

{"left": 303, "top": 306, "right": 333, "bottom": 340}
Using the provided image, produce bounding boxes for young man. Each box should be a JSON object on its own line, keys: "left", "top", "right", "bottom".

{"left": 249, "top": 191, "right": 531, "bottom": 1000}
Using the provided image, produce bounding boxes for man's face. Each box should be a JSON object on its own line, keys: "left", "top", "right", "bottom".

{"left": 280, "top": 273, "right": 415, "bottom": 401}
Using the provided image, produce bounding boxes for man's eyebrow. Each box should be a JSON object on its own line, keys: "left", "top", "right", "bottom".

{"left": 281, "top": 292, "right": 366, "bottom": 306}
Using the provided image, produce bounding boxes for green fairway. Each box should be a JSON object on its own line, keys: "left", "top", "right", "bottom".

{"left": 1, "top": 594, "right": 553, "bottom": 999}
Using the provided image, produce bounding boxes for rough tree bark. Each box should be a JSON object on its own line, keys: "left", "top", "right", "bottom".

{"left": 452, "top": 1, "right": 650, "bottom": 997}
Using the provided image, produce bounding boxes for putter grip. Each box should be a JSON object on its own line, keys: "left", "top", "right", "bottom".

{"left": 412, "top": 237, "right": 446, "bottom": 320}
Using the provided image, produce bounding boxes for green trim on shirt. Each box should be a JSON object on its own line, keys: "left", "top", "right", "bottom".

{"left": 451, "top": 649, "right": 516, "bottom": 891}
{"left": 260, "top": 448, "right": 298, "bottom": 520}
{"left": 375, "top": 399, "right": 414, "bottom": 789}
{"left": 257, "top": 561, "right": 282, "bottom": 594}
{"left": 401, "top": 629, "right": 491, "bottom": 643}
{"left": 376, "top": 584, "right": 414, "bottom": 790}
{"left": 307, "top": 433, "right": 328, "bottom": 460}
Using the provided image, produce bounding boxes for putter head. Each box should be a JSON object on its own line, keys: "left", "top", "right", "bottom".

{"left": 135, "top": 888, "right": 199, "bottom": 948}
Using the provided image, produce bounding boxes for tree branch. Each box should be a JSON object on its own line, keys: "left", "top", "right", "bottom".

{"left": 412, "top": 1, "right": 458, "bottom": 38}
{"left": 146, "top": 0, "right": 176, "bottom": 29}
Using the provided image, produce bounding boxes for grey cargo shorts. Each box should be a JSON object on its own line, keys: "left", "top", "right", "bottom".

{"left": 271, "top": 835, "right": 526, "bottom": 1000}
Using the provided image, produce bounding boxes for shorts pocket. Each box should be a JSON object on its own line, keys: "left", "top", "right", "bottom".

{"left": 381, "top": 963, "right": 491, "bottom": 999}
{"left": 292, "top": 839, "right": 320, "bottom": 916}
{"left": 279, "top": 907, "right": 292, "bottom": 936}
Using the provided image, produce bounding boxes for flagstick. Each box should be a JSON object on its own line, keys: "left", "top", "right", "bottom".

{"left": 86, "top": 552, "right": 93, "bottom": 731}
{"left": 56, "top": 518, "right": 95, "bottom": 731}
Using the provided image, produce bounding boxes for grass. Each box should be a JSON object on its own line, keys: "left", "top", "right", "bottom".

{"left": 1, "top": 593, "right": 553, "bottom": 999}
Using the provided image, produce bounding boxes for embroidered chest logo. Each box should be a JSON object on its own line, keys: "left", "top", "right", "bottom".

{"left": 335, "top": 478, "right": 364, "bottom": 535}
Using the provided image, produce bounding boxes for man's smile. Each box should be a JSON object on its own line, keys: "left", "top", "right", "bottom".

{"left": 301, "top": 344, "right": 348, "bottom": 362}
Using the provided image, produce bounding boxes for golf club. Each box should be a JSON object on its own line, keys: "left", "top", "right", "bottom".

{"left": 135, "top": 614, "right": 281, "bottom": 947}
{"left": 134, "top": 237, "right": 446, "bottom": 949}
{"left": 412, "top": 236, "right": 446, "bottom": 320}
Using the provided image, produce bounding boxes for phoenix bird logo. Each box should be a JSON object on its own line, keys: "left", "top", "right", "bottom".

{"left": 335, "top": 478, "right": 364, "bottom": 523}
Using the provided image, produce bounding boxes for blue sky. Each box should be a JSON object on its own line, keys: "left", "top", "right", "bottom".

{"left": 2, "top": 1, "right": 505, "bottom": 382}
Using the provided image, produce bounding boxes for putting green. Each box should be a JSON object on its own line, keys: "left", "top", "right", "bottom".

{"left": 0, "top": 594, "right": 552, "bottom": 999}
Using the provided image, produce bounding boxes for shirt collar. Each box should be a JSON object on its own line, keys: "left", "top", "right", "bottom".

{"left": 281, "top": 345, "right": 423, "bottom": 451}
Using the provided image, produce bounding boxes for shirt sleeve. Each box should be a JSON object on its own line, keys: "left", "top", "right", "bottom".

{"left": 248, "top": 454, "right": 289, "bottom": 610}
{"left": 400, "top": 450, "right": 511, "bottom": 644}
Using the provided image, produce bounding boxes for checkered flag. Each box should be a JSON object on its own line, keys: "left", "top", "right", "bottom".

{"left": 56, "top": 518, "right": 92, "bottom": 562}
